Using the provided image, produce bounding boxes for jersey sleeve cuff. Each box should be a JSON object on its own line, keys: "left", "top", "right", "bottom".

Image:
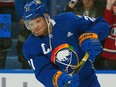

{"left": 79, "top": 33, "right": 98, "bottom": 45}
{"left": 52, "top": 71, "right": 63, "bottom": 87}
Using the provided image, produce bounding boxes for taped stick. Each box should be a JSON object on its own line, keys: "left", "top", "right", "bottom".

{"left": 64, "top": 52, "right": 89, "bottom": 87}
{"left": 71, "top": 52, "right": 89, "bottom": 74}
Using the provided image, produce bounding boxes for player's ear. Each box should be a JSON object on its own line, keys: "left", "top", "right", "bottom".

{"left": 45, "top": 13, "right": 49, "bottom": 18}
{"left": 45, "top": 13, "right": 50, "bottom": 22}
{"left": 45, "top": 13, "right": 49, "bottom": 17}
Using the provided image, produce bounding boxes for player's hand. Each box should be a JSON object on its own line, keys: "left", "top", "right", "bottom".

{"left": 58, "top": 73, "right": 79, "bottom": 87}
{"left": 81, "top": 38, "right": 102, "bottom": 62}
{"left": 79, "top": 33, "right": 102, "bottom": 62}
{"left": 53, "top": 71, "right": 79, "bottom": 87}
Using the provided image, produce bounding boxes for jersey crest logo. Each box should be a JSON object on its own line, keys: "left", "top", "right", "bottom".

{"left": 51, "top": 43, "right": 79, "bottom": 74}
{"left": 56, "top": 49, "right": 70, "bottom": 61}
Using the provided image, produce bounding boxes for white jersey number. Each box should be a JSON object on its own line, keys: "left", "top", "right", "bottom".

{"left": 84, "top": 16, "right": 96, "bottom": 22}
{"left": 28, "top": 59, "right": 35, "bottom": 70}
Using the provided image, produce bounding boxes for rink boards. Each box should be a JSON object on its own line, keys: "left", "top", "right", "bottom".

{"left": 0, "top": 70, "right": 115, "bottom": 87}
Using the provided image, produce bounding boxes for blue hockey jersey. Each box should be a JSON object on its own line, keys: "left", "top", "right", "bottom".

{"left": 23, "top": 12, "right": 110, "bottom": 87}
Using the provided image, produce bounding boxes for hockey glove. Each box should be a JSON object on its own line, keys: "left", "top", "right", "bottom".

{"left": 53, "top": 71, "right": 79, "bottom": 87}
{"left": 79, "top": 33, "right": 102, "bottom": 62}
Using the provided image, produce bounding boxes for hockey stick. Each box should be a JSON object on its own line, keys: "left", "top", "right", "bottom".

{"left": 71, "top": 51, "right": 89, "bottom": 74}
{"left": 64, "top": 52, "right": 89, "bottom": 87}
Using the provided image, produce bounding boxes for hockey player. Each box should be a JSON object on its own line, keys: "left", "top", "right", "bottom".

{"left": 22, "top": 0, "right": 110, "bottom": 87}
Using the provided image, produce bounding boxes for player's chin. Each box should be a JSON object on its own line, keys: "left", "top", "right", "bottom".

{"left": 36, "top": 32, "right": 44, "bottom": 36}
{"left": 35, "top": 33, "right": 41, "bottom": 36}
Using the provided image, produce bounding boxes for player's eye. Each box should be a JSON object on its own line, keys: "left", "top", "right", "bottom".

{"left": 30, "top": 23, "right": 34, "bottom": 26}
{"left": 37, "top": 20, "right": 40, "bottom": 23}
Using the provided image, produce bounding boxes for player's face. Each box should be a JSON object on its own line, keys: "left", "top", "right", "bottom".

{"left": 28, "top": 16, "right": 48, "bottom": 36}
{"left": 82, "top": 0, "right": 95, "bottom": 9}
